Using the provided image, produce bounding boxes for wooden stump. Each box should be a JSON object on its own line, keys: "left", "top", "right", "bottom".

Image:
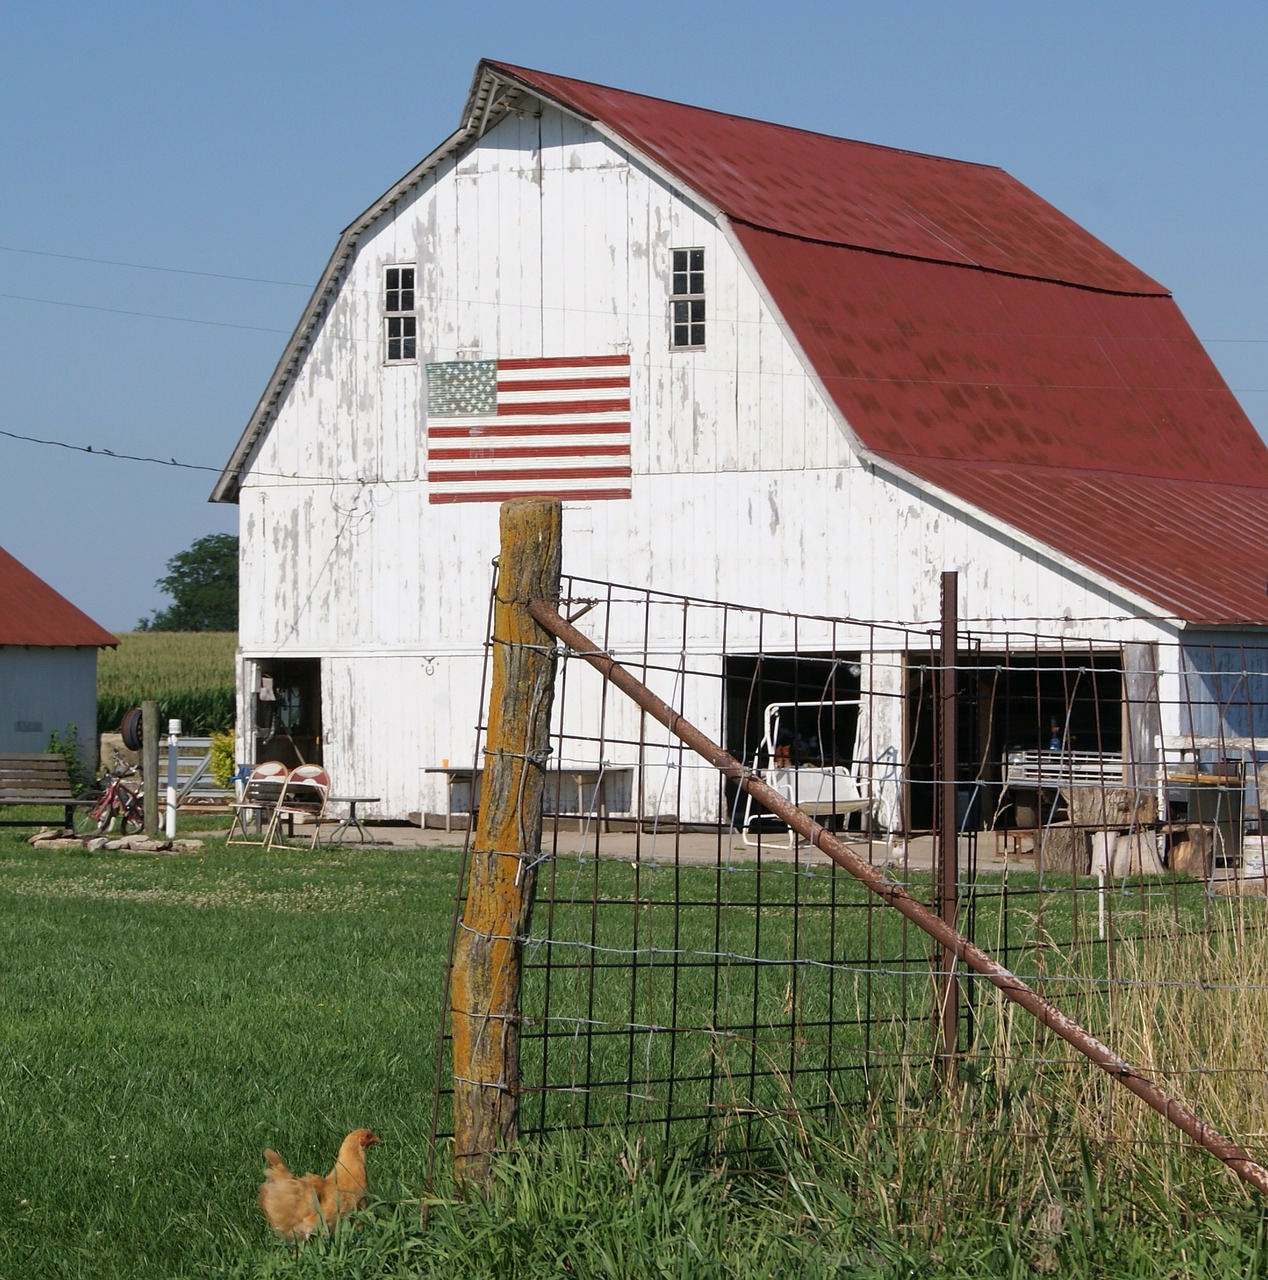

{"left": 1109, "top": 830, "right": 1163, "bottom": 876}
{"left": 1168, "top": 824, "right": 1214, "bottom": 878}
{"left": 1040, "top": 823, "right": 1089, "bottom": 875}
{"left": 1089, "top": 830, "right": 1115, "bottom": 875}
{"left": 1068, "top": 787, "right": 1157, "bottom": 828}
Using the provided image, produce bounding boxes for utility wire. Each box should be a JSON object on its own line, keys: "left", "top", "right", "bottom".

{"left": 0, "top": 290, "right": 292, "bottom": 334}
{"left": 0, "top": 426, "right": 399, "bottom": 486}
{"left": 0, "top": 428, "right": 222, "bottom": 473}
{"left": 0, "top": 243, "right": 312, "bottom": 288}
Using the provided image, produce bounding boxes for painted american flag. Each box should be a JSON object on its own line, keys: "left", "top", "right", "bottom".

{"left": 425, "top": 354, "right": 632, "bottom": 504}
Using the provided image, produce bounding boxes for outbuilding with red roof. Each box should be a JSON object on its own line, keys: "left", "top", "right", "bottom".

{"left": 0, "top": 546, "right": 116, "bottom": 770}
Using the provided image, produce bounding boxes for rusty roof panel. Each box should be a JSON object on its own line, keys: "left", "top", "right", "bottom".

{"left": 907, "top": 461, "right": 1268, "bottom": 626}
{"left": 489, "top": 64, "right": 1268, "bottom": 626}
{"left": 0, "top": 546, "right": 118, "bottom": 648}
{"left": 735, "top": 227, "right": 1268, "bottom": 484}
{"left": 490, "top": 61, "right": 1164, "bottom": 294}
{"left": 733, "top": 225, "right": 1268, "bottom": 622}
{"left": 489, "top": 63, "right": 1268, "bottom": 627}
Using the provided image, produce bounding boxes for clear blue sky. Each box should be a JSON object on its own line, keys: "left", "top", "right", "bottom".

{"left": 3, "top": 0, "right": 1265, "bottom": 630}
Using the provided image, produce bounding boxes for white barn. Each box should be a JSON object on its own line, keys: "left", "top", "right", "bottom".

{"left": 214, "top": 60, "right": 1268, "bottom": 828}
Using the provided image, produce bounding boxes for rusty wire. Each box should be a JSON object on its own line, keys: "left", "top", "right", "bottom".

{"left": 429, "top": 569, "right": 1268, "bottom": 1187}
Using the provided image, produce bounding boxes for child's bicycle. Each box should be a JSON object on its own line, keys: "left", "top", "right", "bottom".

{"left": 77, "top": 756, "right": 145, "bottom": 835}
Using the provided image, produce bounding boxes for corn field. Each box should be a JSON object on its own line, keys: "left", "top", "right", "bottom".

{"left": 97, "top": 631, "right": 236, "bottom": 735}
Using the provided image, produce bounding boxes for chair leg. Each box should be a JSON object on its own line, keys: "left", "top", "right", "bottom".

{"left": 226, "top": 809, "right": 257, "bottom": 846}
{"left": 263, "top": 808, "right": 284, "bottom": 851}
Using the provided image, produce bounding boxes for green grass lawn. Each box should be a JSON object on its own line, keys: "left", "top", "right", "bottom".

{"left": 3, "top": 827, "right": 1267, "bottom": 1278}
{"left": 0, "top": 833, "right": 461, "bottom": 1279}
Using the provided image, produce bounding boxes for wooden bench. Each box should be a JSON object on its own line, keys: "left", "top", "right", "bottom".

{"left": 0, "top": 754, "right": 90, "bottom": 828}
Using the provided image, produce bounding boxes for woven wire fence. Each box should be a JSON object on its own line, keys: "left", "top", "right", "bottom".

{"left": 430, "top": 567, "right": 1268, "bottom": 1172}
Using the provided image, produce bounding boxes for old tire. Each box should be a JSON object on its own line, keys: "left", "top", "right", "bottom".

{"left": 120, "top": 708, "right": 144, "bottom": 752}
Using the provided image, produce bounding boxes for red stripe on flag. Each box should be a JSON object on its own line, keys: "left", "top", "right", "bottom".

{"left": 496, "top": 375, "right": 628, "bottom": 394}
{"left": 497, "top": 355, "right": 630, "bottom": 371}
{"left": 432, "top": 486, "right": 633, "bottom": 505}
{"left": 495, "top": 398, "right": 630, "bottom": 417}
{"left": 427, "top": 420, "right": 630, "bottom": 440}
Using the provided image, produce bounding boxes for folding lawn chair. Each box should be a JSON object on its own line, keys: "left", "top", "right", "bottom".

{"left": 226, "top": 760, "right": 289, "bottom": 846}
{"left": 265, "top": 764, "right": 331, "bottom": 850}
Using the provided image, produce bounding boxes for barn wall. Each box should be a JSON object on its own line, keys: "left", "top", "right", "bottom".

{"left": 0, "top": 647, "right": 99, "bottom": 768}
{"left": 234, "top": 107, "right": 1185, "bottom": 821}
{"left": 1178, "top": 631, "right": 1268, "bottom": 741}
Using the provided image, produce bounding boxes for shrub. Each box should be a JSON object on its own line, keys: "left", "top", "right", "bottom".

{"left": 209, "top": 731, "right": 237, "bottom": 788}
{"left": 46, "top": 724, "right": 96, "bottom": 792}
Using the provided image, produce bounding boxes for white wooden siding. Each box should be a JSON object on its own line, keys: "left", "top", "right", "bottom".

{"left": 235, "top": 105, "right": 1185, "bottom": 821}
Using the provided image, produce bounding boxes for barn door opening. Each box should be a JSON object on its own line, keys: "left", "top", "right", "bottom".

{"left": 722, "top": 653, "right": 863, "bottom": 826}
{"left": 904, "top": 649, "right": 1125, "bottom": 831}
{"left": 252, "top": 659, "right": 323, "bottom": 768}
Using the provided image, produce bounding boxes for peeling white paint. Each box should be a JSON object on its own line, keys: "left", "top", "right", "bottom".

{"left": 234, "top": 103, "right": 1188, "bottom": 823}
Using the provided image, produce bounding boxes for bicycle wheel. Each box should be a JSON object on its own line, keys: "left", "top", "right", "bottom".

{"left": 119, "top": 798, "right": 145, "bottom": 836}
{"left": 76, "top": 799, "right": 113, "bottom": 835}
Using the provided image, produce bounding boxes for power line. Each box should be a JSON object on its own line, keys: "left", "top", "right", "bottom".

{"left": 0, "top": 243, "right": 312, "bottom": 289}
{"left": 0, "top": 290, "right": 292, "bottom": 335}
{"left": 0, "top": 427, "right": 399, "bottom": 486}
{"left": 0, "top": 428, "right": 222, "bottom": 473}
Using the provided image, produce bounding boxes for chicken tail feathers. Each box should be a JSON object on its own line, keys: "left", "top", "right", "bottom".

{"left": 262, "top": 1148, "right": 293, "bottom": 1179}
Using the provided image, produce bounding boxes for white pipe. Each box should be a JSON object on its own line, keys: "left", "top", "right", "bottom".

{"left": 165, "top": 719, "right": 181, "bottom": 839}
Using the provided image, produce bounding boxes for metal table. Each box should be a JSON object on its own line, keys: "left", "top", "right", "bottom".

{"left": 327, "top": 795, "right": 380, "bottom": 843}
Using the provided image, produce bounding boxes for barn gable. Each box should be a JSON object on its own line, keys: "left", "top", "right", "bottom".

{"left": 216, "top": 59, "right": 1268, "bottom": 627}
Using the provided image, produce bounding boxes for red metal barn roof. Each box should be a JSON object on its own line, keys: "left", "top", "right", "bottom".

{"left": 0, "top": 546, "right": 118, "bottom": 648}
{"left": 490, "top": 62, "right": 1268, "bottom": 626}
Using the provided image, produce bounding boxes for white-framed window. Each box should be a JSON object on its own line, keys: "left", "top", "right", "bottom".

{"left": 670, "top": 247, "right": 705, "bottom": 349}
{"left": 384, "top": 265, "right": 416, "bottom": 363}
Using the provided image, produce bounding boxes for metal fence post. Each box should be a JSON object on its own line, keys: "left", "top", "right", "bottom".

{"left": 935, "top": 571, "right": 959, "bottom": 1077}
{"left": 142, "top": 700, "right": 160, "bottom": 837}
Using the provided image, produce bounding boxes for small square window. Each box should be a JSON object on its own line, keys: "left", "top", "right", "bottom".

{"left": 386, "top": 315, "right": 416, "bottom": 362}
{"left": 672, "top": 299, "right": 705, "bottom": 349}
{"left": 384, "top": 265, "right": 416, "bottom": 363}
{"left": 669, "top": 248, "right": 704, "bottom": 349}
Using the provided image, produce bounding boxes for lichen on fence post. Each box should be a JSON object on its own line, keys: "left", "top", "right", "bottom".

{"left": 450, "top": 497, "right": 561, "bottom": 1184}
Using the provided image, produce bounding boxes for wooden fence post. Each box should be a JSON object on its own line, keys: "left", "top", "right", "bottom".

{"left": 450, "top": 497, "right": 562, "bottom": 1184}
{"left": 142, "top": 700, "right": 160, "bottom": 837}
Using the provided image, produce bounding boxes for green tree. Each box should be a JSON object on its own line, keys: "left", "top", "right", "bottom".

{"left": 139, "top": 533, "right": 239, "bottom": 631}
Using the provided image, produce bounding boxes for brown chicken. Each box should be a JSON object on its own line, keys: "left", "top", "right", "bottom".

{"left": 257, "top": 1128, "right": 381, "bottom": 1241}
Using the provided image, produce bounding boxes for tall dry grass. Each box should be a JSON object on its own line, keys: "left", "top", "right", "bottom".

{"left": 1086, "top": 900, "right": 1268, "bottom": 1170}
{"left": 934, "top": 892, "right": 1268, "bottom": 1223}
